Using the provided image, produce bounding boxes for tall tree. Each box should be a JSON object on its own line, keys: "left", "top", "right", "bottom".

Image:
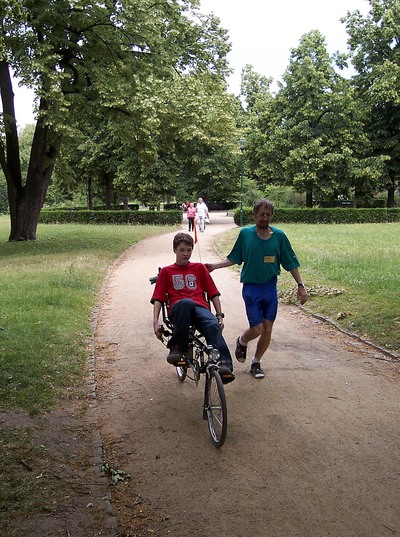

{"left": 252, "top": 31, "right": 375, "bottom": 207}
{"left": 0, "top": 0, "right": 230, "bottom": 240}
{"left": 343, "top": 0, "right": 400, "bottom": 207}
{"left": 54, "top": 70, "right": 239, "bottom": 207}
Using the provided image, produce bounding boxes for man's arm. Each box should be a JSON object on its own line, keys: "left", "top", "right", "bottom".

{"left": 205, "top": 259, "right": 235, "bottom": 272}
{"left": 290, "top": 267, "right": 308, "bottom": 305}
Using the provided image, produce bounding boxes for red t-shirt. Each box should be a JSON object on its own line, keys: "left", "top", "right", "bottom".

{"left": 151, "top": 262, "right": 220, "bottom": 312}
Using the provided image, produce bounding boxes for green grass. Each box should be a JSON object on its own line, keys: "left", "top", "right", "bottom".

{"left": 0, "top": 218, "right": 175, "bottom": 413}
{"left": 214, "top": 222, "right": 400, "bottom": 353}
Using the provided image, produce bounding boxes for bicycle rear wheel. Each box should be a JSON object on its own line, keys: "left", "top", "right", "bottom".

{"left": 204, "top": 369, "right": 227, "bottom": 448}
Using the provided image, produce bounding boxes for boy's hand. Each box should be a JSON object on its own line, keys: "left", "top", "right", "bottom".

{"left": 153, "top": 322, "right": 164, "bottom": 340}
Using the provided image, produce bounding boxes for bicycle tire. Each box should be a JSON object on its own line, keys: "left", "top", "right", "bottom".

{"left": 205, "top": 369, "right": 227, "bottom": 448}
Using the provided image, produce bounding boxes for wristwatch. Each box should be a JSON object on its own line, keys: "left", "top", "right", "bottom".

{"left": 297, "top": 283, "right": 305, "bottom": 288}
{"left": 215, "top": 313, "right": 225, "bottom": 318}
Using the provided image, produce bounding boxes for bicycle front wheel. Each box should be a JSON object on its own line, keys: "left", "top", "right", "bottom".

{"left": 205, "top": 369, "right": 227, "bottom": 448}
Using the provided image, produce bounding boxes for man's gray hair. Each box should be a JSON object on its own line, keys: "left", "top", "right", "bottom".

{"left": 253, "top": 198, "right": 274, "bottom": 215}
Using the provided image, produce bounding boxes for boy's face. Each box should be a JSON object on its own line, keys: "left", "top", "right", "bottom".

{"left": 174, "top": 242, "right": 193, "bottom": 265}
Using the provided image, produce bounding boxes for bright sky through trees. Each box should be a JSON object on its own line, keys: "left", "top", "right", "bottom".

{"left": 200, "top": 0, "right": 370, "bottom": 92}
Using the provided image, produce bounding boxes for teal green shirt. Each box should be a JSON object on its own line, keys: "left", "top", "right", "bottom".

{"left": 227, "top": 225, "right": 300, "bottom": 284}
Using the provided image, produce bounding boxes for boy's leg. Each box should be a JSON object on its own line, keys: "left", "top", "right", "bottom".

{"left": 169, "top": 299, "right": 196, "bottom": 357}
{"left": 194, "top": 306, "right": 233, "bottom": 369}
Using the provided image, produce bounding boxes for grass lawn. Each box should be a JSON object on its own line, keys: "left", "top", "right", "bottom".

{"left": 214, "top": 222, "right": 400, "bottom": 354}
{"left": 0, "top": 217, "right": 176, "bottom": 413}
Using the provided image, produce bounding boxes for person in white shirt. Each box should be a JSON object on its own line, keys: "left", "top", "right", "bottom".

{"left": 196, "top": 197, "right": 209, "bottom": 232}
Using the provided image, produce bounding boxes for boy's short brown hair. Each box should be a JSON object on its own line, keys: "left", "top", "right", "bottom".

{"left": 173, "top": 232, "right": 194, "bottom": 250}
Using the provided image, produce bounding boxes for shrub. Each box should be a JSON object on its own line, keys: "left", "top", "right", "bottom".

{"left": 233, "top": 207, "right": 400, "bottom": 226}
{"left": 40, "top": 209, "right": 182, "bottom": 226}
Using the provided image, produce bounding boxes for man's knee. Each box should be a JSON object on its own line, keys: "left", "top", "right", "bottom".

{"left": 248, "top": 321, "right": 272, "bottom": 337}
{"left": 250, "top": 323, "right": 264, "bottom": 337}
{"left": 262, "top": 320, "right": 274, "bottom": 336}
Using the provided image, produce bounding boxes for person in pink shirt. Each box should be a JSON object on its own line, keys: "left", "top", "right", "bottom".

{"left": 186, "top": 202, "right": 196, "bottom": 232}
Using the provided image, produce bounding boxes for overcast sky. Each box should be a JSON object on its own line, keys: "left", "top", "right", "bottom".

{"left": 200, "top": 0, "right": 370, "bottom": 92}
{"left": 12, "top": 0, "right": 370, "bottom": 127}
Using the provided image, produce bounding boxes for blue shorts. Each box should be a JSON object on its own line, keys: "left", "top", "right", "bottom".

{"left": 242, "top": 277, "right": 278, "bottom": 327}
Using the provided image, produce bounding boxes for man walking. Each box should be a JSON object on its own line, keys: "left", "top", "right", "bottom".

{"left": 196, "top": 197, "right": 209, "bottom": 232}
{"left": 206, "top": 199, "right": 308, "bottom": 379}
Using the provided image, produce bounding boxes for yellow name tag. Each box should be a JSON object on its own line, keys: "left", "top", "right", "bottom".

{"left": 264, "top": 256, "right": 275, "bottom": 263}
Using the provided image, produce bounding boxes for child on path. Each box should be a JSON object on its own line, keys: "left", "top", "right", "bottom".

{"left": 151, "top": 232, "right": 235, "bottom": 384}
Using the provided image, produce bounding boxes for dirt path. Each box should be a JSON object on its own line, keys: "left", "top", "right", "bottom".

{"left": 93, "top": 213, "right": 400, "bottom": 537}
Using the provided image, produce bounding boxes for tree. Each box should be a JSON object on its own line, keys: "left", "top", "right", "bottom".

{"left": 0, "top": 0, "right": 231, "bottom": 240}
{"left": 250, "top": 31, "right": 376, "bottom": 207}
{"left": 53, "top": 69, "right": 239, "bottom": 208}
{"left": 343, "top": 0, "right": 400, "bottom": 207}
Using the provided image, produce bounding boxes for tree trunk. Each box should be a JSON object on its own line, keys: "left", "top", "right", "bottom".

{"left": 104, "top": 172, "right": 113, "bottom": 209}
{"left": 1, "top": 63, "right": 60, "bottom": 240}
{"left": 9, "top": 127, "right": 59, "bottom": 240}
{"left": 305, "top": 189, "right": 313, "bottom": 208}
{"left": 87, "top": 177, "right": 93, "bottom": 209}
{"left": 387, "top": 180, "right": 395, "bottom": 208}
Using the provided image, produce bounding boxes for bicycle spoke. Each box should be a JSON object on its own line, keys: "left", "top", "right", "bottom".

{"left": 205, "top": 369, "right": 227, "bottom": 448}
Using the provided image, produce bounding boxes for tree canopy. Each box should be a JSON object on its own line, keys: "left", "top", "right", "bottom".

{"left": 0, "top": 0, "right": 234, "bottom": 239}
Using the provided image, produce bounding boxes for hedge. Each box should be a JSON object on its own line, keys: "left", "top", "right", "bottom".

{"left": 39, "top": 209, "right": 182, "bottom": 226}
{"left": 234, "top": 207, "right": 400, "bottom": 226}
{"left": 39, "top": 207, "right": 400, "bottom": 226}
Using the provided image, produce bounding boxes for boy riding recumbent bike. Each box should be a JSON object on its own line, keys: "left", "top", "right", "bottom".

{"left": 150, "top": 272, "right": 233, "bottom": 448}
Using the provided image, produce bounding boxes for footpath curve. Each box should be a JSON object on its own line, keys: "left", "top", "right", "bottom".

{"left": 92, "top": 212, "right": 400, "bottom": 537}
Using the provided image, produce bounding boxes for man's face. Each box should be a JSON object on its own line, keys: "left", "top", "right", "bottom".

{"left": 254, "top": 205, "right": 273, "bottom": 229}
{"left": 174, "top": 242, "right": 193, "bottom": 265}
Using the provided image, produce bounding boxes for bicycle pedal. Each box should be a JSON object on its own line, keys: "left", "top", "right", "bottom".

{"left": 175, "top": 360, "right": 187, "bottom": 367}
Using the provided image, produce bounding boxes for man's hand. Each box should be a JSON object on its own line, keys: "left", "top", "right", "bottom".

{"left": 204, "top": 263, "right": 214, "bottom": 273}
{"left": 297, "top": 286, "right": 308, "bottom": 305}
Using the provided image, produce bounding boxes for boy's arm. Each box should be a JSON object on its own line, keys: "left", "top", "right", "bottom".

{"left": 211, "top": 296, "right": 225, "bottom": 331}
{"left": 153, "top": 301, "right": 164, "bottom": 340}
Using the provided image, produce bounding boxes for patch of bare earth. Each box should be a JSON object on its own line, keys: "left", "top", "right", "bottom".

{"left": 1, "top": 404, "right": 113, "bottom": 536}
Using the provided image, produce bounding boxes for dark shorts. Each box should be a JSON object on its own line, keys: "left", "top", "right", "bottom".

{"left": 242, "top": 277, "right": 278, "bottom": 327}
